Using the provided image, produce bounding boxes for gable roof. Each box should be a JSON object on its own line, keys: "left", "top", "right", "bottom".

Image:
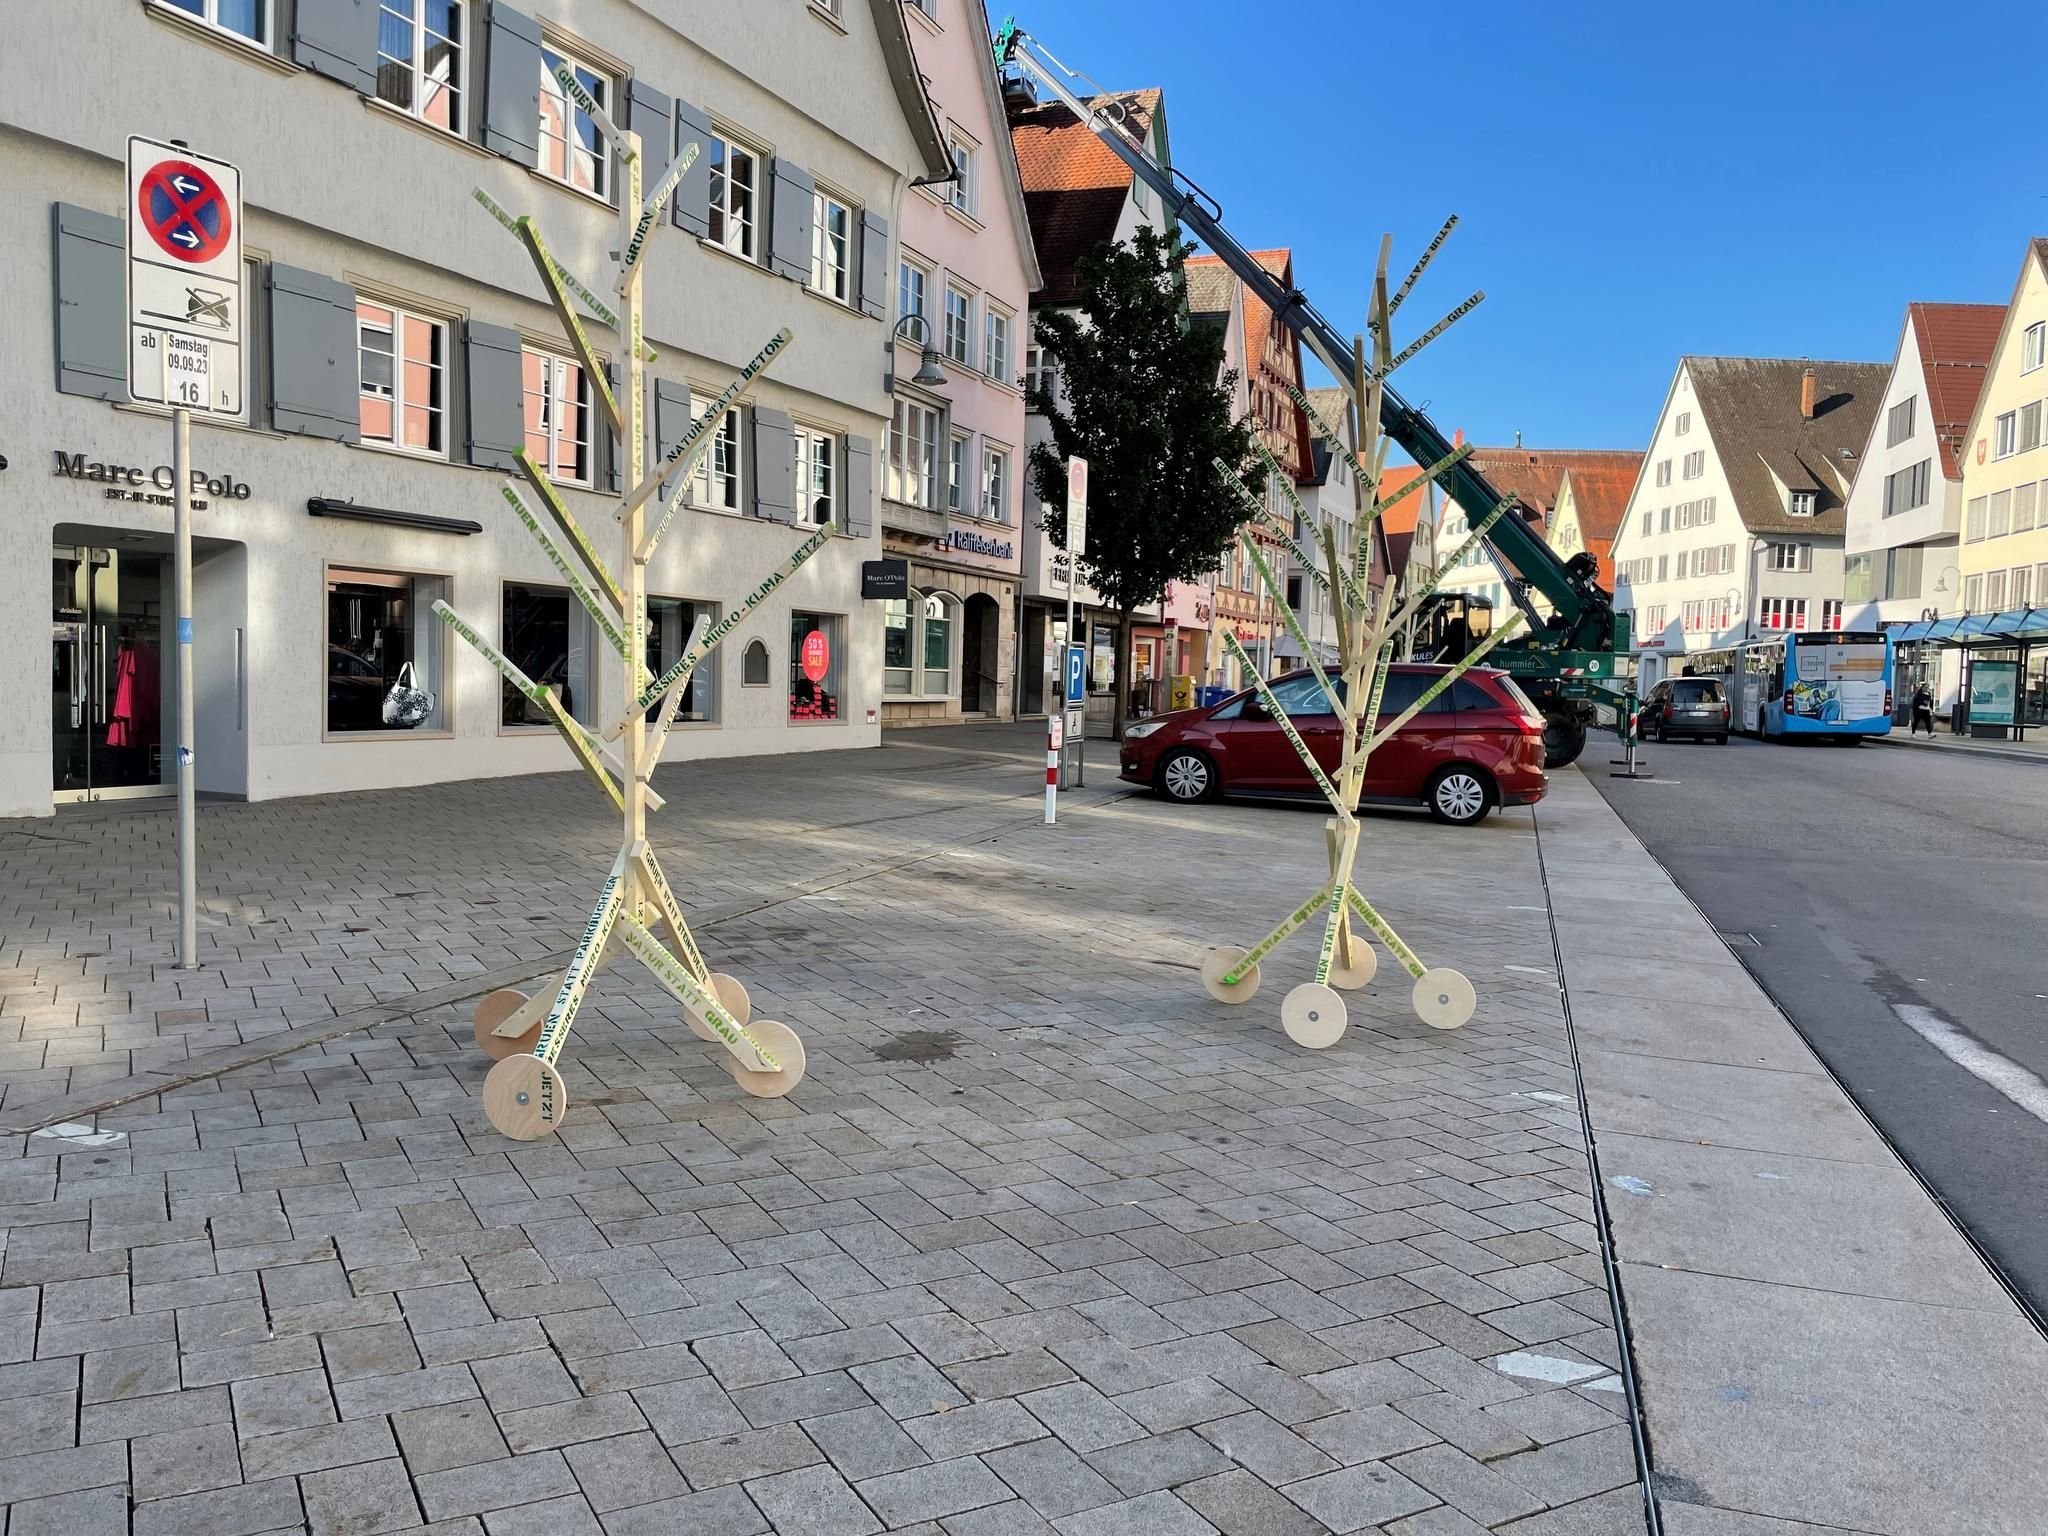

{"left": 1552, "top": 456, "right": 1645, "bottom": 588}
{"left": 1685, "top": 356, "right": 1890, "bottom": 535}
{"left": 1956, "top": 237, "right": 2048, "bottom": 461}
{"left": 1007, "top": 88, "right": 1162, "bottom": 305}
{"left": 1906, "top": 302, "right": 2004, "bottom": 480}
{"left": 868, "top": 0, "right": 953, "bottom": 179}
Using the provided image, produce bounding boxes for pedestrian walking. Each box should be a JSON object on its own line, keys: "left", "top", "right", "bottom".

{"left": 1910, "top": 681, "right": 1936, "bottom": 737}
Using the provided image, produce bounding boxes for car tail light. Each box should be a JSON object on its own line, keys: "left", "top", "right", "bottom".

{"left": 1722, "top": 702, "right": 1731, "bottom": 722}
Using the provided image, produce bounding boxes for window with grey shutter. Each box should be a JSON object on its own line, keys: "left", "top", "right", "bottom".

{"left": 293, "top": 0, "right": 380, "bottom": 93}
{"left": 843, "top": 435, "right": 873, "bottom": 538}
{"left": 269, "top": 264, "right": 360, "bottom": 442}
{"left": 53, "top": 204, "right": 124, "bottom": 400}
{"left": 466, "top": 321, "right": 524, "bottom": 470}
{"left": 483, "top": 2, "right": 544, "bottom": 162}
{"left": 752, "top": 409, "right": 795, "bottom": 522}
{"left": 857, "top": 212, "right": 888, "bottom": 320}
{"left": 628, "top": 79, "right": 671, "bottom": 162}
{"left": 767, "top": 160, "right": 814, "bottom": 283}
{"left": 673, "top": 98, "right": 713, "bottom": 238}
{"left": 654, "top": 379, "right": 690, "bottom": 463}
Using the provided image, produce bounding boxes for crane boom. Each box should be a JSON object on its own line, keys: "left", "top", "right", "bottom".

{"left": 995, "top": 21, "right": 1622, "bottom": 660}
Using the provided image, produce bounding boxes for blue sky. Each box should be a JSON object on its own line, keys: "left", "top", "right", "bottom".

{"left": 1000, "top": 0, "right": 2048, "bottom": 452}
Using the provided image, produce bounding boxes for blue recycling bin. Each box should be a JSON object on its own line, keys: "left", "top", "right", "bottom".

{"left": 1198, "top": 685, "right": 1231, "bottom": 709}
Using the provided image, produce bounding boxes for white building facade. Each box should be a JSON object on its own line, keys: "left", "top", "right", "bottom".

{"left": 1610, "top": 357, "right": 1886, "bottom": 688}
{"left": 14, "top": 0, "right": 947, "bottom": 817}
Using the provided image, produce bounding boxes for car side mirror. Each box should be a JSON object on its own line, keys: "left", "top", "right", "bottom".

{"left": 1240, "top": 697, "right": 1269, "bottom": 721}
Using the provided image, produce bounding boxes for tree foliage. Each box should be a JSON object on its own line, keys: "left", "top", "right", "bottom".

{"left": 1026, "top": 227, "right": 1265, "bottom": 618}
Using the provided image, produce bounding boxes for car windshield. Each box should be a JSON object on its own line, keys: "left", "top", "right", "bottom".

{"left": 1673, "top": 680, "right": 1725, "bottom": 703}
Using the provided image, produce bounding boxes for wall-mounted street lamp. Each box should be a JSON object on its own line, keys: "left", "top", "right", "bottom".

{"left": 892, "top": 314, "right": 948, "bottom": 388}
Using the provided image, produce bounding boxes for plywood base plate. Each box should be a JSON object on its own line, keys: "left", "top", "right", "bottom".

{"left": 1201, "top": 946, "right": 1262, "bottom": 1004}
{"left": 1326, "top": 938, "right": 1377, "bottom": 990}
{"left": 687, "top": 972, "right": 751, "bottom": 1042}
{"left": 482, "top": 1054, "right": 569, "bottom": 1139}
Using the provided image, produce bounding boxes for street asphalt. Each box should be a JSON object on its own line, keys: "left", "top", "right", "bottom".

{"left": 1585, "top": 731, "right": 2048, "bottom": 1323}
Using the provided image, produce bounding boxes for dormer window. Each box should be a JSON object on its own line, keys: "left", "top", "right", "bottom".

{"left": 1789, "top": 490, "right": 1817, "bottom": 517}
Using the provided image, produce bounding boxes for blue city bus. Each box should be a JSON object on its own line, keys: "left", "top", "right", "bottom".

{"left": 1728, "top": 631, "right": 1895, "bottom": 740}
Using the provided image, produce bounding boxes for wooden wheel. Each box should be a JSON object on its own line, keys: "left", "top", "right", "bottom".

{"left": 1200, "top": 946, "right": 1262, "bottom": 1004}
{"left": 473, "top": 988, "right": 542, "bottom": 1061}
{"left": 1413, "top": 968, "right": 1476, "bottom": 1030}
{"left": 1325, "top": 935, "right": 1377, "bottom": 990}
{"left": 725, "top": 1019, "right": 806, "bottom": 1099}
{"left": 686, "top": 972, "right": 750, "bottom": 1042}
{"left": 482, "top": 1054, "right": 569, "bottom": 1140}
{"left": 1281, "top": 982, "right": 1347, "bottom": 1049}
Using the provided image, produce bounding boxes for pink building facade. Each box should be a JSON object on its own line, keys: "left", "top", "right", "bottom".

{"left": 881, "top": 0, "right": 1041, "bottom": 723}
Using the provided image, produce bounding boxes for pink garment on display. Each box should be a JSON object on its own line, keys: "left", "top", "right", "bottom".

{"left": 107, "top": 642, "right": 161, "bottom": 749}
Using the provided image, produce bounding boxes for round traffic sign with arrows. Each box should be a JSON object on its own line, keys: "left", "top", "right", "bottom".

{"left": 137, "top": 160, "right": 234, "bottom": 264}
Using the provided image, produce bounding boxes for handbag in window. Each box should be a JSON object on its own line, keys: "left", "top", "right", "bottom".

{"left": 381, "top": 662, "right": 435, "bottom": 729}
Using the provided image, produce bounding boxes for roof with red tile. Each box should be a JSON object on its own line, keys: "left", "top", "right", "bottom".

{"left": 1553, "top": 457, "right": 1645, "bottom": 589}
{"left": 1007, "top": 89, "right": 1161, "bottom": 305}
{"left": 1907, "top": 302, "right": 2005, "bottom": 481}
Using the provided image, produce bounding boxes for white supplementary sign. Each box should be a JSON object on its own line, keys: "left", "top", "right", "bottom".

{"left": 1067, "top": 456, "right": 1088, "bottom": 558}
{"left": 127, "top": 135, "right": 243, "bottom": 415}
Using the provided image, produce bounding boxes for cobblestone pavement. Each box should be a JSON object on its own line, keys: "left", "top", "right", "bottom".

{"left": 0, "top": 727, "right": 1645, "bottom": 1535}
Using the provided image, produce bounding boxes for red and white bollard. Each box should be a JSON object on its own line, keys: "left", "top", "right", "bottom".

{"left": 1045, "top": 713, "right": 1063, "bottom": 824}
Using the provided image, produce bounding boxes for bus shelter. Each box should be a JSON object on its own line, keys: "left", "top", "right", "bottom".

{"left": 1889, "top": 608, "right": 2048, "bottom": 740}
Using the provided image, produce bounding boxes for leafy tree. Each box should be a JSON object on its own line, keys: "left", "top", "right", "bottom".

{"left": 1027, "top": 226, "right": 1264, "bottom": 736}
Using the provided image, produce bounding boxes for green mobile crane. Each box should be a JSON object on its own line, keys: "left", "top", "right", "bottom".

{"left": 997, "top": 20, "right": 1631, "bottom": 766}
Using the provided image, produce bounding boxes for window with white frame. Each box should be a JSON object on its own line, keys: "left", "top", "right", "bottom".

{"left": 943, "top": 285, "right": 973, "bottom": 366}
{"left": 1987, "top": 569, "right": 2008, "bottom": 610}
{"left": 376, "top": 0, "right": 464, "bottom": 131}
{"left": 882, "top": 591, "right": 955, "bottom": 697}
{"left": 1660, "top": 506, "right": 1671, "bottom": 534}
{"left": 538, "top": 43, "right": 610, "bottom": 199}
{"left": 1988, "top": 488, "right": 2012, "bottom": 538}
{"left": 2021, "top": 401, "right": 2043, "bottom": 454}
{"left": 2013, "top": 566, "right": 2033, "bottom": 608}
{"left": 898, "top": 257, "right": 929, "bottom": 327}
{"left": 1682, "top": 450, "right": 1705, "bottom": 480}
{"left": 792, "top": 424, "right": 837, "bottom": 527}
{"left": 1760, "top": 597, "right": 1807, "bottom": 630}
{"left": 1995, "top": 411, "right": 2018, "bottom": 459}
{"left": 1654, "top": 459, "right": 1671, "bottom": 487}
{"left": 2016, "top": 482, "right": 2040, "bottom": 533}
{"left": 1675, "top": 411, "right": 1691, "bottom": 436}
{"left": 1965, "top": 497, "right": 1987, "bottom": 541}
{"left": 1639, "top": 511, "right": 1652, "bottom": 538}
{"left": 358, "top": 301, "right": 446, "bottom": 455}
{"left": 984, "top": 306, "right": 1011, "bottom": 386}
{"left": 981, "top": 445, "right": 1009, "bottom": 523}
{"left": 886, "top": 398, "right": 940, "bottom": 508}
{"left": 1699, "top": 495, "right": 1716, "bottom": 524}
{"left": 947, "top": 134, "right": 978, "bottom": 216}
{"left": 158, "top": 0, "right": 271, "bottom": 46}
{"left": 1764, "top": 541, "right": 1811, "bottom": 573}
{"left": 686, "top": 398, "right": 743, "bottom": 510}
{"left": 1963, "top": 574, "right": 1983, "bottom": 612}
{"left": 1886, "top": 396, "right": 1916, "bottom": 448}
{"left": 947, "top": 430, "right": 970, "bottom": 513}
{"left": 521, "top": 349, "right": 592, "bottom": 485}
{"left": 810, "top": 191, "right": 852, "bottom": 303}
{"left": 1789, "top": 489, "right": 1817, "bottom": 517}
{"left": 905, "top": 0, "right": 936, "bottom": 19}
{"left": 708, "top": 132, "right": 761, "bottom": 261}
{"left": 2025, "top": 321, "right": 2046, "bottom": 375}
{"left": 1821, "top": 598, "right": 1843, "bottom": 630}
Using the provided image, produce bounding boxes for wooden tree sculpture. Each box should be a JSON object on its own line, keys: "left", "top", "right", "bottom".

{"left": 439, "top": 69, "right": 820, "bottom": 1139}
{"left": 1199, "top": 227, "right": 1526, "bottom": 1047}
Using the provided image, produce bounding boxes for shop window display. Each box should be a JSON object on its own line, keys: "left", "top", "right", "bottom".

{"left": 326, "top": 568, "right": 447, "bottom": 733}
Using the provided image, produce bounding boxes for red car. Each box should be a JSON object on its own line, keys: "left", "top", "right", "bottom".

{"left": 1118, "top": 664, "right": 1548, "bottom": 826}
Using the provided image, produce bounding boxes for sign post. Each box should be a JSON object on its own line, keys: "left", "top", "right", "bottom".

{"left": 129, "top": 135, "right": 243, "bottom": 971}
{"left": 1063, "top": 458, "right": 1088, "bottom": 787}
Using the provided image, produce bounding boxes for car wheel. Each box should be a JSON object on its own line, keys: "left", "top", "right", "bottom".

{"left": 1426, "top": 767, "right": 1492, "bottom": 827}
{"left": 1157, "top": 748, "right": 1218, "bottom": 803}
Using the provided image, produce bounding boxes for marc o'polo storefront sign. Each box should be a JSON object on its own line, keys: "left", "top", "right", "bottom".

{"left": 53, "top": 449, "right": 252, "bottom": 511}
